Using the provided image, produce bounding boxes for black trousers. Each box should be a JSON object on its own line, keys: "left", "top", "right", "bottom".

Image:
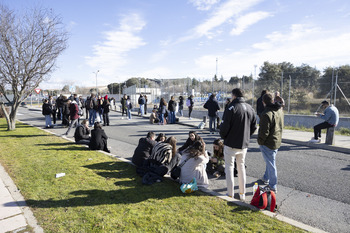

{"left": 188, "top": 106, "right": 193, "bottom": 118}
{"left": 314, "top": 121, "right": 333, "bottom": 139}
{"left": 103, "top": 112, "right": 109, "bottom": 126}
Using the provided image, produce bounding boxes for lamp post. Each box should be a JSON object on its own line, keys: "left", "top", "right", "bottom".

{"left": 93, "top": 70, "right": 99, "bottom": 94}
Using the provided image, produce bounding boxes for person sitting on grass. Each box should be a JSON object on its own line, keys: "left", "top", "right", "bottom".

{"left": 179, "top": 139, "right": 209, "bottom": 188}
{"left": 132, "top": 132, "right": 156, "bottom": 168}
{"left": 140, "top": 137, "right": 180, "bottom": 184}
{"left": 74, "top": 119, "right": 91, "bottom": 145}
{"left": 207, "top": 138, "right": 225, "bottom": 178}
{"left": 89, "top": 122, "right": 110, "bottom": 153}
{"left": 178, "top": 131, "right": 202, "bottom": 154}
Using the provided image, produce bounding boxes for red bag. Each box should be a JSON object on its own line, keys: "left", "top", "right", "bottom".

{"left": 250, "top": 186, "right": 276, "bottom": 212}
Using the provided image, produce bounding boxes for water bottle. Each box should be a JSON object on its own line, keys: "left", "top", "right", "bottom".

{"left": 253, "top": 182, "right": 258, "bottom": 193}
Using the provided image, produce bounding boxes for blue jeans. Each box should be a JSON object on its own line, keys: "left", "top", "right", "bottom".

{"left": 127, "top": 109, "right": 132, "bottom": 119}
{"left": 260, "top": 145, "right": 278, "bottom": 190}
{"left": 170, "top": 111, "right": 176, "bottom": 124}
{"left": 209, "top": 116, "right": 216, "bottom": 132}
{"left": 140, "top": 104, "right": 144, "bottom": 116}
{"left": 159, "top": 113, "right": 164, "bottom": 123}
{"left": 45, "top": 115, "right": 52, "bottom": 127}
{"left": 89, "top": 109, "right": 96, "bottom": 125}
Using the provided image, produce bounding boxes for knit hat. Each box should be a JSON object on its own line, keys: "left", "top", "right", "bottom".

{"left": 104, "top": 95, "right": 108, "bottom": 100}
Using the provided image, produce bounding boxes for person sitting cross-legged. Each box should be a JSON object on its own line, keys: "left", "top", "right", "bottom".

{"left": 74, "top": 119, "right": 91, "bottom": 145}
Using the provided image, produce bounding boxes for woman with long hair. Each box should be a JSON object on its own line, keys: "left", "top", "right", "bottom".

{"left": 207, "top": 139, "right": 225, "bottom": 177}
{"left": 158, "top": 97, "right": 167, "bottom": 125}
{"left": 179, "top": 139, "right": 209, "bottom": 188}
{"left": 178, "top": 131, "right": 202, "bottom": 154}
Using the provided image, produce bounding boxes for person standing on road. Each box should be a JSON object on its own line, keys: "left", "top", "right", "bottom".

{"left": 42, "top": 99, "right": 53, "bottom": 128}
{"left": 258, "top": 93, "right": 284, "bottom": 193}
{"left": 102, "top": 95, "right": 110, "bottom": 126}
{"left": 64, "top": 100, "right": 80, "bottom": 135}
{"left": 62, "top": 96, "right": 70, "bottom": 127}
{"left": 56, "top": 94, "right": 64, "bottom": 120}
{"left": 256, "top": 90, "right": 267, "bottom": 119}
{"left": 178, "top": 96, "right": 184, "bottom": 117}
{"left": 144, "top": 95, "right": 148, "bottom": 115}
{"left": 310, "top": 100, "right": 339, "bottom": 143}
{"left": 204, "top": 93, "right": 220, "bottom": 134}
{"left": 158, "top": 98, "right": 167, "bottom": 125}
{"left": 220, "top": 88, "right": 257, "bottom": 201}
{"left": 138, "top": 94, "right": 145, "bottom": 116}
{"left": 168, "top": 96, "right": 177, "bottom": 124}
{"left": 186, "top": 95, "right": 194, "bottom": 119}
{"left": 121, "top": 94, "right": 127, "bottom": 118}
{"left": 127, "top": 95, "right": 132, "bottom": 120}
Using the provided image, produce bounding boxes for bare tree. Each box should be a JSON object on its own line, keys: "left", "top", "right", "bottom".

{"left": 0, "top": 5, "right": 68, "bottom": 130}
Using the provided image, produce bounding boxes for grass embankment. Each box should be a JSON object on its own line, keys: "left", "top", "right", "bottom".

{"left": 0, "top": 120, "right": 304, "bottom": 232}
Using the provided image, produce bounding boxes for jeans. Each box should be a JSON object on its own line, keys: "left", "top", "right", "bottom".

{"left": 127, "top": 109, "right": 132, "bottom": 119}
{"left": 159, "top": 113, "right": 164, "bottom": 123}
{"left": 260, "top": 145, "right": 278, "bottom": 190}
{"left": 89, "top": 109, "right": 96, "bottom": 125}
{"left": 314, "top": 121, "right": 333, "bottom": 139}
{"left": 209, "top": 116, "right": 217, "bottom": 132}
{"left": 45, "top": 115, "right": 52, "bottom": 127}
{"left": 66, "top": 118, "right": 78, "bottom": 135}
{"left": 170, "top": 111, "right": 176, "bottom": 124}
{"left": 224, "top": 146, "right": 247, "bottom": 197}
{"left": 140, "top": 104, "right": 144, "bottom": 116}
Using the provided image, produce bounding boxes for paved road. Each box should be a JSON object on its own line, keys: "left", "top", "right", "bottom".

{"left": 17, "top": 107, "right": 350, "bottom": 233}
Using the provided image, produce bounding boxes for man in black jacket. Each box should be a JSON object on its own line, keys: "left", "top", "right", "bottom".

{"left": 132, "top": 132, "right": 156, "bottom": 168}
{"left": 220, "top": 88, "right": 257, "bottom": 201}
{"left": 74, "top": 119, "right": 91, "bottom": 145}
{"left": 204, "top": 93, "right": 220, "bottom": 134}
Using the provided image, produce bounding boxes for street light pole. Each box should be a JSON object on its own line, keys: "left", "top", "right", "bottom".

{"left": 93, "top": 70, "right": 99, "bottom": 94}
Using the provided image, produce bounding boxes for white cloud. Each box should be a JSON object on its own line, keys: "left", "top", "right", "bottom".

{"left": 85, "top": 14, "right": 146, "bottom": 77}
{"left": 179, "top": 0, "right": 262, "bottom": 42}
{"left": 189, "top": 0, "right": 220, "bottom": 11}
{"left": 149, "top": 50, "right": 168, "bottom": 63}
{"left": 230, "top": 11, "right": 272, "bottom": 35}
{"left": 192, "top": 24, "right": 350, "bottom": 79}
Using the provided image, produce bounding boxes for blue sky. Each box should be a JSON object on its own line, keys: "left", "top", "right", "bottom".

{"left": 3, "top": 0, "right": 350, "bottom": 89}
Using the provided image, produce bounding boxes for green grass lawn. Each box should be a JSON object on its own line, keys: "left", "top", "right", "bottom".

{"left": 0, "top": 119, "right": 305, "bottom": 233}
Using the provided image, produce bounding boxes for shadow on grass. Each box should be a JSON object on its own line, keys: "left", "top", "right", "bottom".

{"left": 36, "top": 142, "right": 76, "bottom": 146}
{"left": 0, "top": 134, "right": 48, "bottom": 138}
{"left": 19, "top": 161, "right": 188, "bottom": 208}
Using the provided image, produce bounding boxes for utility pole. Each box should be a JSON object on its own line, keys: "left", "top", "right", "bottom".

{"left": 334, "top": 71, "right": 338, "bottom": 106}
{"left": 288, "top": 75, "right": 291, "bottom": 113}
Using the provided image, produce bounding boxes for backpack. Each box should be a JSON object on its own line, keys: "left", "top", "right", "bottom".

{"left": 250, "top": 186, "right": 277, "bottom": 212}
{"left": 186, "top": 99, "right": 191, "bottom": 107}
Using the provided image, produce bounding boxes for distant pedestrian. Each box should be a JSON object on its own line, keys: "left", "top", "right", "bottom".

{"left": 74, "top": 119, "right": 91, "bottom": 145}
{"left": 62, "top": 97, "right": 70, "bottom": 127}
{"left": 48, "top": 95, "right": 57, "bottom": 125}
{"left": 42, "top": 99, "right": 53, "bottom": 128}
{"left": 127, "top": 96, "right": 132, "bottom": 120}
{"left": 256, "top": 90, "right": 267, "bottom": 119}
{"left": 56, "top": 94, "right": 64, "bottom": 120}
{"left": 144, "top": 95, "right": 148, "bottom": 115}
{"left": 220, "top": 88, "right": 257, "bottom": 201}
{"left": 168, "top": 96, "right": 177, "bottom": 124}
{"left": 258, "top": 93, "right": 283, "bottom": 193}
{"left": 121, "top": 94, "right": 127, "bottom": 118}
{"left": 138, "top": 94, "right": 145, "bottom": 116}
{"left": 186, "top": 95, "right": 194, "bottom": 119}
{"left": 158, "top": 98, "right": 167, "bottom": 124}
{"left": 274, "top": 91, "right": 285, "bottom": 109}
{"left": 310, "top": 100, "right": 339, "bottom": 143}
{"left": 89, "top": 122, "right": 110, "bottom": 153}
{"left": 178, "top": 96, "right": 184, "bottom": 117}
{"left": 204, "top": 93, "right": 220, "bottom": 134}
{"left": 88, "top": 94, "right": 98, "bottom": 126}
{"left": 102, "top": 95, "right": 110, "bottom": 126}
{"left": 85, "top": 96, "right": 91, "bottom": 120}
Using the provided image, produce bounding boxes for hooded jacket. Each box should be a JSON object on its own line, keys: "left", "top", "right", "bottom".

{"left": 257, "top": 103, "right": 284, "bottom": 150}
{"left": 203, "top": 96, "right": 220, "bottom": 117}
{"left": 220, "top": 97, "right": 257, "bottom": 149}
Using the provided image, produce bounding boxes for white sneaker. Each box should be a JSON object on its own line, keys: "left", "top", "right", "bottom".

{"left": 239, "top": 193, "right": 245, "bottom": 201}
{"left": 309, "top": 138, "right": 321, "bottom": 143}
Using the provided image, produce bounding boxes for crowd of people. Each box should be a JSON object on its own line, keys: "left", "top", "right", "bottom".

{"left": 41, "top": 86, "right": 339, "bottom": 200}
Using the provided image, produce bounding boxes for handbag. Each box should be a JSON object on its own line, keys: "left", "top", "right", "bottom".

{"left": 180, "top": 178, "right": 198, "bottom": 193}
{"left": 170, "top": 156, "right": 191, "bottom": 180}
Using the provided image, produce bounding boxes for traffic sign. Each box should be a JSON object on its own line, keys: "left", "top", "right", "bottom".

{"left": 35, "top": 88, "right": 41, "bottom": 94}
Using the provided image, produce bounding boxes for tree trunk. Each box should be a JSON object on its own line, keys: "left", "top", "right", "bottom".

{"left": 0, "top": 102, "right": 18, "bottom": 131}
